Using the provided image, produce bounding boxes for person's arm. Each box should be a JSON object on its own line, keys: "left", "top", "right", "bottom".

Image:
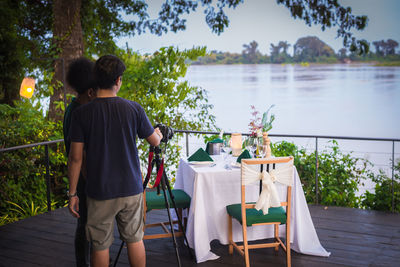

{"left": 68, "top": 141, "right": 84, "bottom": 218}
{"left": 146, "top": 127, "right": 163, "bottom": 147}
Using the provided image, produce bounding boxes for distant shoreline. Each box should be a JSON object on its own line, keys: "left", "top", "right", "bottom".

{"left": 190, "top": 61, "right": 400, "bottom": 67}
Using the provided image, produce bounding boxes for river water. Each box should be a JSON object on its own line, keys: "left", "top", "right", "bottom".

{"left": 184, "top": 64, "right": 400, "bottom": 192}
{"left": 186, "top": 64, "right": 400, "bottom": 139}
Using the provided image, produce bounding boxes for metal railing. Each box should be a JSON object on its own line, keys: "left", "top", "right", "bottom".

{"left": 175, "top": 130, "right": 399, "bottom": 212}
{"left": 1, "top": 131, "right": 399, "bottom": 212}
{"left": 0, "top": 139, "right": 63, "bottom": 212}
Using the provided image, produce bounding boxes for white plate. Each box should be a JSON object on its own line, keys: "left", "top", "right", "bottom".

{"left": 189, "top": 161, "right": 214, "bottom": 166}
{"left": 231, "top": 162, "right": 241, "bottom": 168}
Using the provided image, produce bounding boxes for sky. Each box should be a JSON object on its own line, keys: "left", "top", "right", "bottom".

{"left": 117, "top": 0, "right": 400, "bottom": 55}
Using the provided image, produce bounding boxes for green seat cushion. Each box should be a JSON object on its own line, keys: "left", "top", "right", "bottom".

{"left": 226, "top": 203, "right": 287, "bottom": 226}
{"left": 146, "top": 189, "right": 191, "bottom": 211}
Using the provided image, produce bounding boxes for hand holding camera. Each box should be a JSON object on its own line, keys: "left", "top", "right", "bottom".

{"left": 154, "top": 123, "right": 174, "bottom": 143}
{"left": 154, "top": 127, "right": 163, "bottom": 141}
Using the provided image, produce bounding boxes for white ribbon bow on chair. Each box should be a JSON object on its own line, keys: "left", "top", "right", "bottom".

{"left": 242, "top": 162, "right": 293, "bottom": 215}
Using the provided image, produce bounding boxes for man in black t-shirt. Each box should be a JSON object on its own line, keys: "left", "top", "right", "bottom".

{"left": 68, "top": 55, "right": 162, "bottom": 267}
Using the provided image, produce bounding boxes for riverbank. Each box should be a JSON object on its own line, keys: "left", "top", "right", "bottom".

{"left": 190, "top": 60, "right": 400, "bottom": 67}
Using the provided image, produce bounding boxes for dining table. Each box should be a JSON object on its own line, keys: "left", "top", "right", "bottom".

{"left": 174, "top": 154, "right": 331, "bottom": 263}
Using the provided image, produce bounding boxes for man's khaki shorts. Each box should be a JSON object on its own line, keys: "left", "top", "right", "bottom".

{"left": 86, "top": 193, "right": 144, "bottom": 251}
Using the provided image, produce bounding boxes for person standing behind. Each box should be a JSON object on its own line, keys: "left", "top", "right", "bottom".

{"left": 67, "top": 55, "right": 163, "bottom": 267}
{"left": 63, "top": 57, "right": 96, "bottom": 267}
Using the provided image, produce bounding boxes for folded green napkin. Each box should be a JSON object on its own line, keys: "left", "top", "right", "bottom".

{"left": 209, "top": 138, "right": 223, "bottom": 144}
{"left": 205, "top": 138, "right": 224, "bottom": 154}
{"left": 236, "top": 149, "right": 251, "bottom": 163}
{"left": 188, "top": 148, "right": 214, "bottom": 162}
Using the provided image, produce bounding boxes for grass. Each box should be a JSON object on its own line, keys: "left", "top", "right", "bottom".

{"left": 374, "top": 61, "right": 400, "bottom": 66}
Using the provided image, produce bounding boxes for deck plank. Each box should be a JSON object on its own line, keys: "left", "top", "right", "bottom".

{"left": 0, "top": 205, "right": 399, "bottom": 267}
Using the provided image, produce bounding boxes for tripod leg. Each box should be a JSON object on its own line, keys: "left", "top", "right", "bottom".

{"left": 164, "top": 170, "right": 195, "bottom": 260}
{"left": 160, "top": 177, "right": 182, "bottom": 267}
{"left": 113, "top": 241, "right": 125, "bottom": 267}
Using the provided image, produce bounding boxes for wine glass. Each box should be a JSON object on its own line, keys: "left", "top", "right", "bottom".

{"left": 245, "top": 137, "right": 258, "bottom": 157}
{"left": 258, "top": 144, "right": 267, "bottom": 158}
{"left": 221, "top": 138, "right": 231, "bottom": 161}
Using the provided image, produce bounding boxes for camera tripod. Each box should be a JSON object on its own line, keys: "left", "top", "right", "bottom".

{"left": 113, "top": 143, "right": 193, "bottom": 267}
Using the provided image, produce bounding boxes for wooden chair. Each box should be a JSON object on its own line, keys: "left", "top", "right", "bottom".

{"left": 143, "top": 188, "right": 191, "bottom": 240}
{"left": 226, "top": 157, "right": 294, "bottom": 267}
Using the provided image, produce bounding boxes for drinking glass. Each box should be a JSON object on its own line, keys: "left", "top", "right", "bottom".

{"left": 245, "top": 137, "right": 258, "bottom": 157}
{"left": 221, "top": 138, "right": 231, "bottom": 161}
{"left": 258, "top": 144, "right": 267, "bottom": 158}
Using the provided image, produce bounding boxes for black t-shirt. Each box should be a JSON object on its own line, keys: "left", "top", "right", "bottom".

{"left": 63, "top": 97, "right": 80, "bottom": 156}
{"left": 69, "top": 97, "right": 154, "bottom": 200}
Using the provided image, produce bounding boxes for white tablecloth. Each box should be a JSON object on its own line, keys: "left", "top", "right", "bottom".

{"left": 175, "top": 155, "right": 330, "bottom": 263}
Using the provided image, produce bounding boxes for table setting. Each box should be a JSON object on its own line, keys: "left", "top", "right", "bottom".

{"left": 174, "top": 107, "right": 330, "bottom": 263}
{"left": 174, "top": 135, "right": 329, "bottom": 263}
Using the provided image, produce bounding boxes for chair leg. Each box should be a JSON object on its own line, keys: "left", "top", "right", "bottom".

{"left": 274, "top": 224, "right": 279, "bottom": 251}
{"left": 228, "top": 214, "right": 233, "bottom": 255}
{"left": 184, "top": 208, "right": 188, "bottom": 229}
{"left": 242, "top": 224, "right": 250, "bottom": 267}
{"left": 177, "top": 208, "right": 183, "bottom": 232}
{"left": 286, "top": 223, "right": 291, "bottom": 267}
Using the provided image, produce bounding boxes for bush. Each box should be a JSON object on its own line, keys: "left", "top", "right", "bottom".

{"left": 272, "top": 140, "right": 372, "bottom": 207}
{"left": 361, "top": 161, "right": 400, "bottom": 212}
{"left": 0, "top": 101, "right": 67, "bottom": 225}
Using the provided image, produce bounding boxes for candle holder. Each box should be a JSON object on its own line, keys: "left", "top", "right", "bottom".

{"left": 230, "top": 133, "right": 242, "bottom": 157}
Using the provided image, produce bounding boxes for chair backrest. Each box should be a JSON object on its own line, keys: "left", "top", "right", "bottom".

{"left": 240, "top": 157, "right": 294, "bottom": 216}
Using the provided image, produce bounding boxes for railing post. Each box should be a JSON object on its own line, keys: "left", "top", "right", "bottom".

{"left": 186, "top": 133, "right": 189, "bottom": 157}
{"left": 315, "top": 137, "right": 319, "bottom": 205}
{"left": 45, "top": 144, "right": 51, "bottom": 212}
{"left": 392, "top": 141, "right": 395, "bottom": 213}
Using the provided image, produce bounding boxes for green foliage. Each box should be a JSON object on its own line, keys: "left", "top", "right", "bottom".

{"left": 6, "top": 200, "right": 55, "bottom": 218}
{"left": 294, "top": 36, "right": 336, "bottom": 62}
{"left": 272, "top": 140, "right": 372, "bottom": 208}
{"left": 361, "top": 162, "right": 400, "bottom": 212}
{"left": 118, "top": 46, "right": 216, "bottom": 181}
{"left": 0, "top": 101, "right": 67, "bottom": 225}
{"left": 261, "top": 105, "right": 275, "bottom": 133}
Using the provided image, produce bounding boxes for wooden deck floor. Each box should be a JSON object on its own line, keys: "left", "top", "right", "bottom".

{"left": 0, "top": 205, "right": 399, "bottom": 267}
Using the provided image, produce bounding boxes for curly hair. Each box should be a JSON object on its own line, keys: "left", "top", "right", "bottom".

{"left": 66, "top": 57, "right": 95, "bottom": 94}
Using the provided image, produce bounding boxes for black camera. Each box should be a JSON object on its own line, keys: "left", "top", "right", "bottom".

{"left": 155, "top": 123, "right": 174, "bottom": 142}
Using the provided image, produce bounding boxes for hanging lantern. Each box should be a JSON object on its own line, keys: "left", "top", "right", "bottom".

{"left": 230, "top": 133, "right": 242, "bottom": 156}
{"left": 20, "top": 77, "right": 35, "bottom": 99}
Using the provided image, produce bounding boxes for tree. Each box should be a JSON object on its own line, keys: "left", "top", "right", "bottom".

{"left": 0, "top": 0, "right": 52, "bottom": 106}
{"left": 373, "top": 39, "right": 399, "bottom": 56}
{"left": 385, "top": 39, "right": 399, "bottom": 55}
{"left": 50, "top": 0, "right": 84, "bottom": 119}
{"left": 270, "top": 43, "right": 281, "bottom": 62}
{"left": 294, "top": 36, "right": 335, "bottom": 62}
{"left": 372, "top": 40, "right": 383, "bottom": 56}
{"left": 1, "top": 0, "right": 369, "bottom": 118}
{"left": 242, "top": 41, "right": 260, "bottom": 63}
{"left": 279, "top": 41, "right": 291, "bottom": 55}
{"left": 270, "top": 41, "right": 292, "bottom": 63}
{"left": 338, "top": 48, "right": 347, "bottom": 60}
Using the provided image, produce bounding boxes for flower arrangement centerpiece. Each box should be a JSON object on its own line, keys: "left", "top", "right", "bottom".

{"left": 249, "top": 105, "right": 275, "bottom": 136}
{"left": 248, "top": 105, "right": 275, "bottom": 157}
